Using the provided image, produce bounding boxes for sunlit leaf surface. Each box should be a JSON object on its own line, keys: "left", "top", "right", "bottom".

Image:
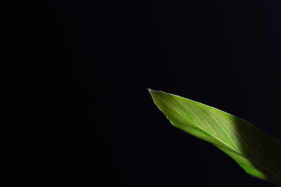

{"left": 149, "top": 89, "right": 281, "bottom": 185}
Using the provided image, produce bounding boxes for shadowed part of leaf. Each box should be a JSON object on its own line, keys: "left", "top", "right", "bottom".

{"left": 148, "top": 89, "right": 281, "bottom": 185}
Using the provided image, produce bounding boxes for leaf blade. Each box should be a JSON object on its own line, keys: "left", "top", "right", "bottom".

{"left": 149, "top": 89, "right": 281, "bottom": 184}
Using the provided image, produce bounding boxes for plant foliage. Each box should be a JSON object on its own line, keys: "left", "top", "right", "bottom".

{"left": 149, "top": 89, "right": 281, "bottom": 185}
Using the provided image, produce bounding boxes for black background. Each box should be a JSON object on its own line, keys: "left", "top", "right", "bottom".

{"left": 20, "top": 0, "right": 281, "bottom": 186}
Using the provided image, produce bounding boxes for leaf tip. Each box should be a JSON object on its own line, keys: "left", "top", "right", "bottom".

{"left": 147, "top": 88, "right": 156, "bottom": 95}
{"left": 147, "top": 88, "right": 162, "bottom": 98}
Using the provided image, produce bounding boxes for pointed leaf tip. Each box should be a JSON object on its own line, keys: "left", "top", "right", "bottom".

{"left": 149, "top": 90, "right": 281, "bottom": 185}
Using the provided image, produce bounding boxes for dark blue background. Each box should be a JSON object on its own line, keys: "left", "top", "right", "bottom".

{"left": 20, "top": 0, "right": 281, "bottom": 186}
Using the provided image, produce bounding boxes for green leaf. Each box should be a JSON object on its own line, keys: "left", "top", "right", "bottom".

{"left": 149, "top": 89, "right": 281, "bottom": 185}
